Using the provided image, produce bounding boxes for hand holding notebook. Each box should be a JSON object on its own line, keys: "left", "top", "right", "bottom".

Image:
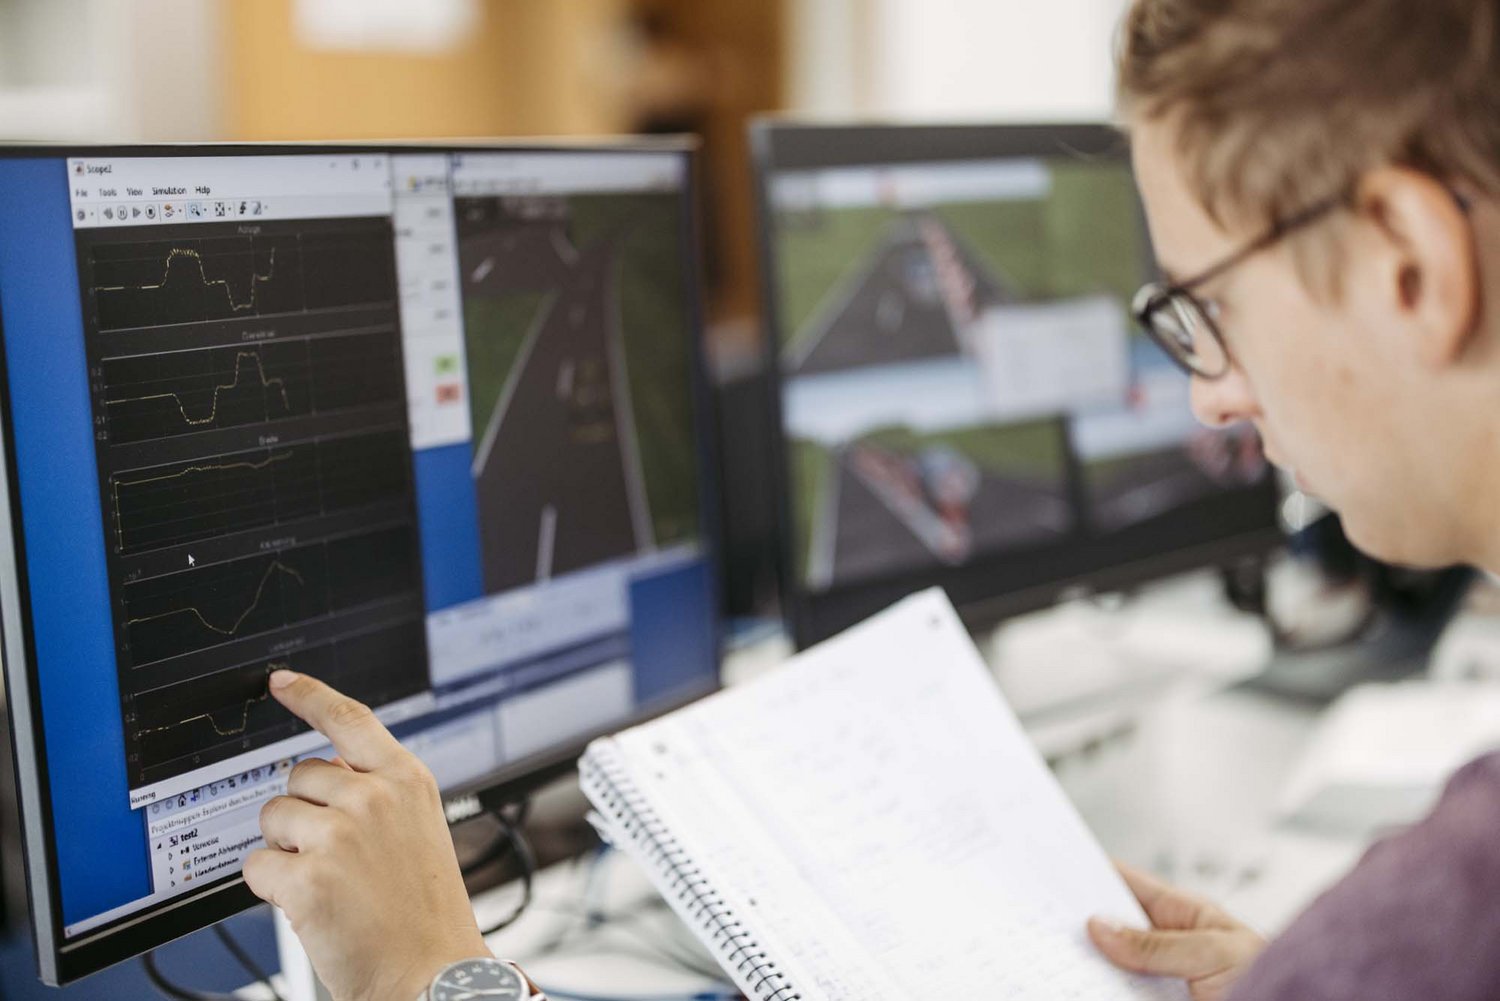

{"left": 580, "top": 588, "right": 1188, "bottom": 1001}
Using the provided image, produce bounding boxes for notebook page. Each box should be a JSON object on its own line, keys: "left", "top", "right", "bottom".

{"left": 605, "top": 728, "right": 903, "bottom": 1001}
{"left": 624, "top": 588, "right": 1187, "bottom": 1001}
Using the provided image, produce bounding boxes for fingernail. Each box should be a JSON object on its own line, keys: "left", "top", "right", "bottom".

{"left": 269, "top": 670, "right": 299, "bottom": 690}
{"left": 1089, "top": 916, "right": 1126, "bottom": 935}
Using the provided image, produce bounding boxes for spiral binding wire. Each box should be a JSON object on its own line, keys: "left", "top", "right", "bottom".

{"left": 580, "top": 746, "right": 802, "bottom": 1001}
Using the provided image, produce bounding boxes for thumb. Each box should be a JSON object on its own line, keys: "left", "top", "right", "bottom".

{"left": 1088, "top": 917, "right": 1230, "bottom": 979}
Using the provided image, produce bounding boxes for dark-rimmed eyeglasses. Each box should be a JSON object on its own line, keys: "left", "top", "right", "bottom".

{"left": 1135, "top": 186, "right": 1477, "bottom": 378}
{"left": 1132, "top": 193, "right": 1350, "bottom": 379}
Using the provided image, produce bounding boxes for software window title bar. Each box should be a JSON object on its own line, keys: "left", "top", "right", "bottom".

{"left": 67, "top": 155, "right": 394, "bottom": 228}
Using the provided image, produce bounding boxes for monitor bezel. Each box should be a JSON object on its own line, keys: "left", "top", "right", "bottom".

{"left": 749, "top": 119, "right": 1283, "bottom": 648}
{"left": 0, "top": 138, "right": 724, "bottom": 985}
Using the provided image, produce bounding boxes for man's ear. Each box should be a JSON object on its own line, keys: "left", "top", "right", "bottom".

{"left": 1353, "top": 167, "right": 1478, "bottom": 369}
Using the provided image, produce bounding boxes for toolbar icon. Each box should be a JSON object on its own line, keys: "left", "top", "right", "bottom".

{"left": 144, "top": 204, "right": 158, "bottom": 221}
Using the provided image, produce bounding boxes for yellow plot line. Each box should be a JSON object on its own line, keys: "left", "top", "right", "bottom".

{"left": 125, "top": 559, "right": 306, "bottom": 637}
{"left": 97, "top": 246, "right": 278, "bottom": 313}
{"left": 136, "top": 661, "right": 291, "bottom": 738}
{"left": 111, "top": 450, "right": 296, "bottom": 549}
{"left": 105, "top": 350, "right": 292, "bottom": 427}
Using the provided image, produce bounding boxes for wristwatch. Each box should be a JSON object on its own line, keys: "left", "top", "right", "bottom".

{"left": 421, "top": 957, "right": 547, "bottom": 1000}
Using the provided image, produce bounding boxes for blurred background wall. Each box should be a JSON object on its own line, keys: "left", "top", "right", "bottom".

{"left": 0, "top": 0, "right": 1127, "bottom": 348}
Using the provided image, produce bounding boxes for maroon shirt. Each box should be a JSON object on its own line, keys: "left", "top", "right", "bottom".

{"left": 1227, "top": 750, "right": 1500, "bottom": 1000}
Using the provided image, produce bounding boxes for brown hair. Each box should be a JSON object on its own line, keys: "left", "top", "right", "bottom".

{"left": 1117, "top": 0, "right": 1500, "bottom": 237}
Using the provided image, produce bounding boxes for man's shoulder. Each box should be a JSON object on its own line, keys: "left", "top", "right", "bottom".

{"left": 1421, "top": 748, "right": 1500, "bottom": 844}
{"left": 1226, "top": 749, "right": 1500, "bottom": 1001}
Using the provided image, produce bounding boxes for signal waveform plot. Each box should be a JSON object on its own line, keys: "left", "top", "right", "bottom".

{"left": 105, "top": 349, "right": 293, "bottom": 434}
{"left": 123, "top": 546, "right": 330, "bottom": 665}
{"left": 99, "top": 246, "right": 279, "bottom": 313}
{"left": 91, "top": 229, "right": 397, "bottom": 331}
{"left": 134, "top": 662, "right": 288, "bottom": 738}
{"left": 127, "top": 559, "right": 305, "bottom": 638}
{"left": 122, "top": 523, "right": 419, "bottom": 666}
{"left": 93, "top": 236, "right": 301, "bottom": 330}
{"left": 99, "top": 332, "right": 406, "bottom": 446}
{"left": 110, "top": 448, "right": 311, "bottom": 554}
{"left": 128, "top": 648, "right": 331, "bottom": 779}
{"left": 127, "top": 617, "right": 426, "bottom": 786}
{"left": 110, "top": 432, "right": 411, "bottom": 555}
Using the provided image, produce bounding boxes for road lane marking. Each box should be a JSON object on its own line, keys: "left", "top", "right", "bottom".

{"left": 876, "top": 288, "right": 906, "bottom": 333}
{"left": 602, "top": 249, "right": 655, "bottom": 552}
{"left": 536, "top": 505, "right": 558, "bottom": 582}
{"left": 472, "top": 290, "right": 560, "bottom": 477}
{"left": 551, "top": 227, "right": 581, "bottom": 265}
{"left": 805, "top": 450, "right": 843, "bottom": 591}
{"left": 782, "top": 219, "right": 905, "bottom": 372}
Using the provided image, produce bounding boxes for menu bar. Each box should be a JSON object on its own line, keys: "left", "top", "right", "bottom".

{"left": 67, "top": 154, "right": 395, "bottom": 229}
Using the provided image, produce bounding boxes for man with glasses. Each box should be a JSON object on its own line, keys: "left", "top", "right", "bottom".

{"left": 1082, "top": 0, "right": 1500, "bottom": 998}
{"left": 237, "top": 0, "right": 1500, "bottom": 998}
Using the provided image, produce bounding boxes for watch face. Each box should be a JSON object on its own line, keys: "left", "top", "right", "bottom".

{"left": 430, "top": 958, "right": 527, "bottom": 1001}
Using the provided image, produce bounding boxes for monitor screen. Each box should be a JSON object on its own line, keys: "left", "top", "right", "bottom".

{"left": 753, "top": 123, "right": 1280, "bottom": 646}
{"left": 0, "top": 143, "right": 720, "bottom": 983}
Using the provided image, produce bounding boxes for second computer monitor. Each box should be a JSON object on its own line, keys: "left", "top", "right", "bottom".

{"left": 753, "top": 122, "right": 1280, "bottom": 645}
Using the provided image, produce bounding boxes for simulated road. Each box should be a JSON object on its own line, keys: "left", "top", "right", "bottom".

{"left": 807, "top": 445, "right": 1072, "bottom": 590}
{"left": 787, "top": 213, "right": 1009, "bottom": 376}
{"left": 460, "top": 216, "right": 649, "bottom": 595}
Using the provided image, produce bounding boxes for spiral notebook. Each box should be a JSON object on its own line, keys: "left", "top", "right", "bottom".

{"left": 579, "top": 589, "right": 1187, "bottom": 1001}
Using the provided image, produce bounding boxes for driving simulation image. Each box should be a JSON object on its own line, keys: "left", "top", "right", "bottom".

{"left": 455, "top": 190, "right": 702, "bottom": 595}
{"left": 773, "top": 157, "right": 1265, "bottom": 592}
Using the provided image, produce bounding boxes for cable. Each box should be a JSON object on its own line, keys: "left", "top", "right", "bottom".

{"left": 142, "top": 924, "right": 286, "bottom": 1001}
{"left": 214, "top": 924, "right": 287, "bottom": 1001}
{"left": 461, "top": 799, "right": 534, "bottom": 878}
{"left": 141, "top": 950, "right": 238, "bottom": 1001}
{"left": 476, "top": 802, "right": 537, "bottom": 936}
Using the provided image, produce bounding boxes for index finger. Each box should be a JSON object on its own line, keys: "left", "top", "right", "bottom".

{"left": 1115, "top": 861, "right": 1236, "bottom": 931}
{"left": 268, "top": 670, "right": 403, "bottom": 771}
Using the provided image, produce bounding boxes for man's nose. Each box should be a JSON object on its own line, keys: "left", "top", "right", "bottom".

{"left": 1189, "top": 365, "right": 1257, "bottom": 428}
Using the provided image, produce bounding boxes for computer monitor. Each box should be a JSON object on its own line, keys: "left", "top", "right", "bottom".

{"left": 0, "top": 141, "right": 721, "bottom": 984}
{"left": 751, "top": 121, "right": 1282, "bottom": 647}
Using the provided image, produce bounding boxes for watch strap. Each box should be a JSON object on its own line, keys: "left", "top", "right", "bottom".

{"left": 503, "top": 960, "right": 548, "bottom": 1000}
